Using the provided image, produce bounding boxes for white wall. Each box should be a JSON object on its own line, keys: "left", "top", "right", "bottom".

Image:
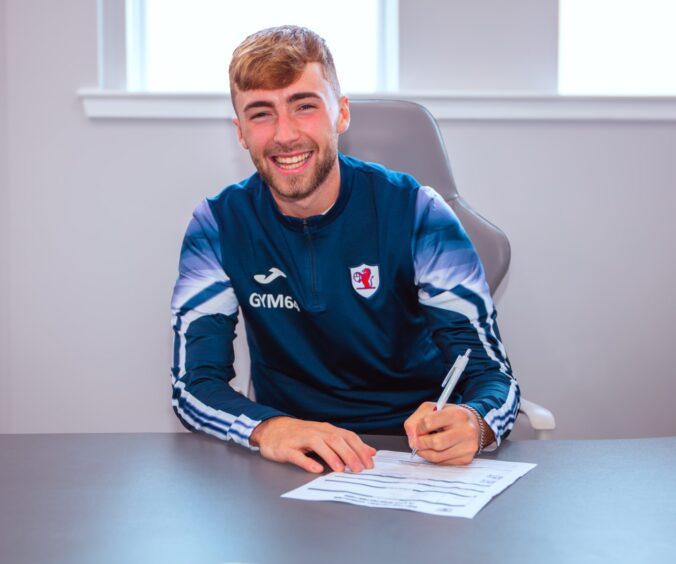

{"left": 0, "top": 0, "right": 9, "bottom": 432}
{"left": 2, "top": 0, "right": 675, "bottom": 439}
{"left": 441, "top": 120, "right": 676, "bottom": 439}
{"left": 3, "top": 0, "right": 251, "bottom": 433}
{"left": 399, "top": 0, "right": 558, "bottom": 92}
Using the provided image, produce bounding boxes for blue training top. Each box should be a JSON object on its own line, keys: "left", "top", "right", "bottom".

{"left": 171, "top": 154, "right": 520, "bottom": 449}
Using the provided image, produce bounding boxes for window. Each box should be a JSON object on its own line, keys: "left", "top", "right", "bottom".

{"left": 559, "top": 0, "right": 676, "bottom": 95}
{"left": 86, "top": 1, "right": 676, "bottom": 121}
{"left": 126, "top": 0, "right": 398, "bottom": 93}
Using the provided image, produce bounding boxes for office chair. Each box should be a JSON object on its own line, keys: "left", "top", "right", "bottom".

{"left": 340, "top": 100, "right": 509, "bottom": 293}
{"left": 231, "top": 99, "right": 555, "bottom": 439}
{"left": 339, "top": 99, "right": 555, "bottom": 439}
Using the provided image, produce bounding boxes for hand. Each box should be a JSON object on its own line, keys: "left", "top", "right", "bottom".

{"left": 249, "top": 416, "right": 377, "bottom": 474}
{"left": 404, "top": 403, "right": 494, "bottom": 465}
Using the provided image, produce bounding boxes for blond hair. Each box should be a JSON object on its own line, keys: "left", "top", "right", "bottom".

{"left": 229, "top": 26, "right": 341, "bottom": 104}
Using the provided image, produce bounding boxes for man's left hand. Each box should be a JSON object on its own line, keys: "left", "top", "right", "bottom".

{"left": 403, "top": 403, "right": 495, "bottom": 465}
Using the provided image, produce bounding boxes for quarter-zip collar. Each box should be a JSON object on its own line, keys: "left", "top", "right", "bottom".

{"left": 263, "top": 153, "right": 354, "bottom": 233}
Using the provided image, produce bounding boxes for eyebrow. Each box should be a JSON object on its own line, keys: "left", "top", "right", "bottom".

{"left": 242, "top": 92, "right": 322, "bottom": 114}
{"left": 287, "top": 92, "right": 321, "bottom": 104}
{"left": 242, "top": 100, "right": 274, "bottom": 113}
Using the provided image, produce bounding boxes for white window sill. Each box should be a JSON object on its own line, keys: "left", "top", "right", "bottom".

{"left": 77, "top": 89, "right": 676, "bottom": 122}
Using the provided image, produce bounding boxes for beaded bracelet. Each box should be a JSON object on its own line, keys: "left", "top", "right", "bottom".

{"left": 459, "top": 404, "right": 486, "bottom": 455}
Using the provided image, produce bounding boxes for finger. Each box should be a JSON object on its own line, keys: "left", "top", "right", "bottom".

{"left": 415, "top": 426, "right": 466, "bottom": 453}
{"left": 404, "top": 402, "right": 436, "bottom": 448}
{"left": 310, "top": 439, "right": 347, "bottom": 473}
{"left": 417, "top": 440, "right": 477, "bottom": 466}
{"left": 343, "top": 433, "right": 376, "bottom": 470}
{"left": 417, "top": 410, "right": 479, "bottom": 453}
{"left": 285, "top": 449, "right": 325, "bottom": 473}
{"left": 404, "top": 415, "right": 419, "bottom": 447}
{"left": 416, "top": 405, "right": 467, "bottom": 436}
{"left": 325, "top": 434, "right": 366, "bottom": 473}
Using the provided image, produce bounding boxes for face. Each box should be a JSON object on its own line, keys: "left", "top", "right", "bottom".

{"left": 232, "top": 63, "right": 350, "bottom": 206}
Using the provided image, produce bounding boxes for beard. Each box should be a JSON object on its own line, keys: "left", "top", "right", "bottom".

{"left": 253, "top": 140, "right": 338, "bottom": 203}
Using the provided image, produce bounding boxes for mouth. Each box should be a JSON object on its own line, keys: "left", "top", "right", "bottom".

{"left": 270, "top": 151, "right": 313, "bottom": 172}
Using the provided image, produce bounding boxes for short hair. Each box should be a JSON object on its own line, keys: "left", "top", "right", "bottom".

{"left": 229, "top": 26, "right": 341, "bottom": 105}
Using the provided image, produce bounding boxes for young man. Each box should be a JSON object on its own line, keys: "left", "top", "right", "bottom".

{"left": 171, "top": 26, "right": 519, "bottom": 474}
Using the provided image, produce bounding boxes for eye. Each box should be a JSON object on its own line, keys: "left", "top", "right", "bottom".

{"left": 250, "top": 111, "right": 270, "bottom": 120}
{"left": 297, "top": 103, "right": 316, "bottom": 112}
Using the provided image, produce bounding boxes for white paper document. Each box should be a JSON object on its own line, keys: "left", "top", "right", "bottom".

{"left": 282, "top": 450, "right": 536, "bottom": 518}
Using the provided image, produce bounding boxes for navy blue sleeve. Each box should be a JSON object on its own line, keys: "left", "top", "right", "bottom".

{"left": 412, "top": 186, "right": 520, "bottom": 445}
{"left": 171, "top": 199, "right": 287, "bottom": 448}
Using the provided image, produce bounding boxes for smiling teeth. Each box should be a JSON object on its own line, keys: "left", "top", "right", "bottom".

{"left": 274, "top": 152, "right": 311, "bottom": 168}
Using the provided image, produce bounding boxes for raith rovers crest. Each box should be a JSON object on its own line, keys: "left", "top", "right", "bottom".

{"left": 350, "top": 264, "right": 380, "bottom": 298}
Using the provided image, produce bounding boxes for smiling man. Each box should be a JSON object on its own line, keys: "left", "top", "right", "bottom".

{"left": 232, "top": 61, "right": 347, "bottom": 218}
{"left": 171, "top": 26, "right": 520, "bottom": 474}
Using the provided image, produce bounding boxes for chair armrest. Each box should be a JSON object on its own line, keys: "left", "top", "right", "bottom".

{"left": 519, "top": 398, "right": 556, "bottom": 436}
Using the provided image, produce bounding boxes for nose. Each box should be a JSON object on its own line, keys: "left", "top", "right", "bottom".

{"left": 273, "top": 112, "right": 300, "bottom": 147}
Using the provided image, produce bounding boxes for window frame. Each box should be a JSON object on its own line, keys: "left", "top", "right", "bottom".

{"left": 85, "top": 0, "right": 676, "bottom": 122}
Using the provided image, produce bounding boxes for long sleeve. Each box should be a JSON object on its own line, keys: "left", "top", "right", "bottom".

{"left": 171, "top": 199, "right": 287, "bottom": 449}
{"left": 412, "top": 185, "right": 520, "bottom": 445}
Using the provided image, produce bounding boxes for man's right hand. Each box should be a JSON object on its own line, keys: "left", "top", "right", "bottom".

{"left": 249, "top": 416, "right": 376, "bottom": 474}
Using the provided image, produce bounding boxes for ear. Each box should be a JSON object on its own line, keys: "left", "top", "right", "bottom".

{"left": 336, "top": 96, "right": 350, "bottom": 134}
{"left": 232, "top": 116, "right": 249, "bottom": 150}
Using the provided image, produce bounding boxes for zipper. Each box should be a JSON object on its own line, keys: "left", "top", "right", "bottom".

{"left": 302, "top": 219, "right": 319, "bottom": 308}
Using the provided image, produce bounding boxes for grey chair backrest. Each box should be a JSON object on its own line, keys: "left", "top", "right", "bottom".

{"left": 338, "top": 99, "right": 511, "bottom": 294}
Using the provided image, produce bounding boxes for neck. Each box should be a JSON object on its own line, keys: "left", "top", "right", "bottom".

{"left": 272, "top": 159, "right": 341, "bottom": 219}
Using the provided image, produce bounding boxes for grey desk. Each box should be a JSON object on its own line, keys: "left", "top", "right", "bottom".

{"left": 1, "top": 433, "right": 675, "bottom": 564}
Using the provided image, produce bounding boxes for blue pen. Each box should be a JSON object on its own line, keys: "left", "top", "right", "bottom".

{"left": 410, "top": 349, "right": 471, "bottom": 458}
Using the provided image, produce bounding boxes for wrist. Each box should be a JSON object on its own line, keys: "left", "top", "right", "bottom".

{"left": 459, "top": 404, "right": 494, "bottom": 454}
{"left": 250, "top": 416, "right": 279, "bottom": 447}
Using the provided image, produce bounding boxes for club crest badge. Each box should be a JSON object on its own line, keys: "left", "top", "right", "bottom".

{"left": 350, "top": 264, "right": 380, "bottom": 298}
